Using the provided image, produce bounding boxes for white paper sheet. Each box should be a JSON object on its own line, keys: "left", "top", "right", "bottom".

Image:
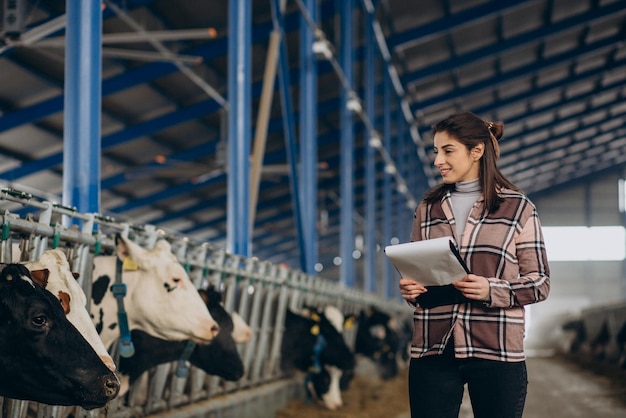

{"left": 384, "top": 236, "right": 469, "bottom": 286}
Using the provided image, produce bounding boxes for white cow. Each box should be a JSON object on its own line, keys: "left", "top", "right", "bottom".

{"left": 90, "top": 234, "right": 220, "bottom": 352}
{"left": 23, "top": 249, "right": 117, "bottom": 373}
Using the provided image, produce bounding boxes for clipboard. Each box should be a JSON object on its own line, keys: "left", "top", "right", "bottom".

{"left": 385, "top": 237, "right": 473, "bottom": 307}
{"left": 384, "top": 236, "right": 471, "bottom": 286}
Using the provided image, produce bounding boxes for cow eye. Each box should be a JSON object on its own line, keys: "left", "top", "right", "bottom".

{"left": 32, "top": 315, "right": 48, "bottom": 327}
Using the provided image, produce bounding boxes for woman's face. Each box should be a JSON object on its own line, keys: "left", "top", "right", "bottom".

{"left": 433, "top": 131, "right": 482, "bottom": 184}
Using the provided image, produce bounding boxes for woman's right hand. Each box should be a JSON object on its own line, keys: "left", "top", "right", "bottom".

{"left": 399, "top": 278, "right": 428, "bottom": 302}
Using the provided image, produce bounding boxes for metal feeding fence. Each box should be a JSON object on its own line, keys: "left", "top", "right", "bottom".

{"left": 0, "top": 187, "right": 409, "bottom": 418}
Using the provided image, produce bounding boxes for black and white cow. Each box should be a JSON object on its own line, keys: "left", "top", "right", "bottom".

{"left": 354, "top": 306, "right": 401, "bottom": 380}
{"left": 116, "top": 285, "right": 249, "bottom": 394}
{"left": 90, "top": 234, "right": 220, "bottom": 353}
{"left": 280, "top": 305, "right": 355, "bottom": 410}
{"left": 617, "top": 321, "right": 626, "bottom": 369}
{"left": 0, "top": 263, "right": 120, "bottom": 409}
{"left": 23, "top": 249, "right": 117, "bottom": 372}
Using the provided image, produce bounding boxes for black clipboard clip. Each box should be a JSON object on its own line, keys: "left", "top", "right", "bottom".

{"left": 449, "top": 240, "right": 471, "bottom": 274}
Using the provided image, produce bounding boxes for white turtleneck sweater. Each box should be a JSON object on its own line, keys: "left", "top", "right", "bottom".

{"left": 450, "top": 178, "right": 482, "bottom": 240}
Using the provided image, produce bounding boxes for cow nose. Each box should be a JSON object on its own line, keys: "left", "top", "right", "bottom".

{"left": 103, "top": 374, "right": 121, "bottom": 400}
{"left": 211, "top": 323, "right": 220, "bottom": 338}
{"left": 242, "top": 328, "right": 252, "bottom": 341}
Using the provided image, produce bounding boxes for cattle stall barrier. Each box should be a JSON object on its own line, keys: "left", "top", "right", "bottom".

{"left": 559, "top": 301, "right": 626, "bottom": 367}
{"left": 0, "top": 188, "right": 410, "bottom": 418}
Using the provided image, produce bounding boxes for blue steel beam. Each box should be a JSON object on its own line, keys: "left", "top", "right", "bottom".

{"left": 63, "top": 0, "right": 102, "bottom": 215}
{"left": 382, "top": 71, "right": 394, "bottom": 299}
{"left": 227, "top": 0, "right": 252, "bottom": 257}
{"left": 501, "top": 104, "right": 626, "bottom": 177}
{"left": 12, "top": 52, "right": 626, "bottom": 224}
{"left": 201, "top": 168, "right": 392, "bottom": 254}
{"left": 417, "top": 57, "right": 626, "bottom": 138}
{"left": 254, "top": 180, "right": 396, "bottom": 266}
{"left": 363, "top": 0, "right": 377, "bottom": 294}
{"left": 0, "top": 1, "right": 337, "bottom": 134}
{"left": 0, "top": 99, "right": 223, "bottom": 180}
{"left": 298, "top": 0, "right": 318, "bottom": 275}
{"left": 401, "top": 0, "right": 626, "bottom": 89}
{"left": 411, "top": 31, "right": 625, "bottom": 114}
{"left": 339, "top": 0, "right": 355, "bottom": 288}
{"left": 172, "top": 131, "right": 384, "bottom": 237}
{"left": 9, "top": 0, "right": 614, "bottom": 188}
{"left": 388, "top": 0, "right": 531, "bottom": 51}
{"left": 258, "top": 92, "right": 626, "bottom": 250}
{"left": 0, "top": 59, "right": 347, "bottom": 180}
{"left": 101, "top": 140, "right": 220, "bottom": 190}
{"left": 109, "top": 68, "right": 626, "bottom": 231}
{"left": 271, "top": 0, "right": 307, "bottom": 272}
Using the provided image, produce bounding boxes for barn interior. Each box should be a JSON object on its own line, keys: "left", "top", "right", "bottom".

{"left": 0, "top": 1, "right": 625, "bottom": 417}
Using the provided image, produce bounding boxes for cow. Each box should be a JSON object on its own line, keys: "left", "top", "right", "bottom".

{"left": 0, "top": 263, "right": 120, "bottom": 409}
{"left": 617, "top": 321, "right": 626, "bottom": 369}
{"left": 90, "top": 234, "right": 220, "bottom": 353}
{"left": 353, "top": 306, "right": 401, "bottom": 381}
{"left": 22, "top": 249, "right": 117, "bottom": 372}
{"left": 590, "top": 320, "right": 611, "bottom": 361}
{"left": 280, "top": 305, "right": 355, "bottom": 410}
{"left": 562, "top": 318, "right": 587, "bottom": 353}
{"left": 115, "top": 285, "right": 249, "bottom": 396}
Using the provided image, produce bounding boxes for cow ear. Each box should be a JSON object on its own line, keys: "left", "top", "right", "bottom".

{"left": 198, "top": 289, "right": 209, "bottom": 304}
{"left": 115, "top": 234, "right": 132, "bottom": 260}
{"left": 29, "top": 268, "right": 50, "bottom": 289}
{"left": 115, "top": 234, "right": 147, "bottom": 268}
{"left": 57, "top": 290, "right": 71, "bottom": 314}
{"left": 344, "top": 314, "right": 356, "bottom": 330}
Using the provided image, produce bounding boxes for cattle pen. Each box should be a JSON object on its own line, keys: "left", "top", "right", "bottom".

{"left": 3, "top": 190, "right": 626, "bottom": 418}
{"left": 0, "top": 189, "right": 410, "bottom": 418}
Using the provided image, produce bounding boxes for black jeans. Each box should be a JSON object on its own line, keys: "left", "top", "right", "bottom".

{"left": 408, "top": 344, "right": 527, "bottom": 418}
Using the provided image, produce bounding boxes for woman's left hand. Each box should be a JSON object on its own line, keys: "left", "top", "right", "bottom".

{"left": 452, "top": 274, "right": 490, "bottom": 301}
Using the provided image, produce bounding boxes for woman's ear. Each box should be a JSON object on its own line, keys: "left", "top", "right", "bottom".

{"left": 471, "top": 143, "right": 485, "bottom": 160}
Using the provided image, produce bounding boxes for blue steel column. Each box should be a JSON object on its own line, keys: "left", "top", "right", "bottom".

{"left": 364, "top": 6, "right": 377, "bottom": 293}
{"left": 300, "top": 0, "right": 318, "bottom": 274}
{"left": 339, "top": 0, "right": 355, "bottom": 288}
{"left": 227, "top": 0, "right": 252, "bottom": 256}
{"left": 382, "top": 72, "right": 394, "bottom": 298}
{"left": 393, "top": 99, "right": 406, "bottom": 300}
{"left": 63, "top": 0, "right": 101, "bottom": 215}
{"left": 271, "top": 0, "right": 307, "bottom": 271}
{"left": 397, "top": 99, "right": 407, "bottom": 242}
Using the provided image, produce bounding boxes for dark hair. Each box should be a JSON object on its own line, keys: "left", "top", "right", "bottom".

{"left": 423, "top": 112, "right": 520, "bottom": 214}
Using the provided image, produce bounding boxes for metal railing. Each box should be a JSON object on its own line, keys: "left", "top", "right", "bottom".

{"left": 0, "top": 187, "right": 409, "bottom": 418}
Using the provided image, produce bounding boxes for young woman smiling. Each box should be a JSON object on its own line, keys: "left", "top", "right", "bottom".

{"left": 399, "top": 112, "right": 551, "bottom": 418}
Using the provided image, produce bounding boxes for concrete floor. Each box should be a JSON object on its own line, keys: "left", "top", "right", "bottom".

{"left": 395, "top": 355, "right": 626, "bottom": 418}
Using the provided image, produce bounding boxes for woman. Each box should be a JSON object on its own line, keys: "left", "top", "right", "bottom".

{"left": 399, "top": 112, "right": 550, "bottom": 418}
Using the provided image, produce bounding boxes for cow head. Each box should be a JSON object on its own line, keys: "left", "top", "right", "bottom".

{"left": 354, "top": 306, "right": 400, "bottom": 381}
{"left": 281, "top": 306, "right": 355, "bottom": 410}
{"left": 190, "top": 285, "right": 245, "bottom": 380}
{"left": 90, "top": 234, "right": 220, "bottom": 351}
{"left": 0, "top": 263, "right": 120, "bottom": 408}
{"left": 25, "top": 249, "right": 117, "bottom": 372}
{"left": 116, "top": 285, "right": 246, "bottom": 397}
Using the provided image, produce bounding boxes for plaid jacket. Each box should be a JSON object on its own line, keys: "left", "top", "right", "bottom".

{"left": 408, "top": 188, "right": 550, "bottom": 362}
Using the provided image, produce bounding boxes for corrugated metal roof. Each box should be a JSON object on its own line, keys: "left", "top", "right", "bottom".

{"left": 0, "top": 0, "right": 625, "bottom": 276}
